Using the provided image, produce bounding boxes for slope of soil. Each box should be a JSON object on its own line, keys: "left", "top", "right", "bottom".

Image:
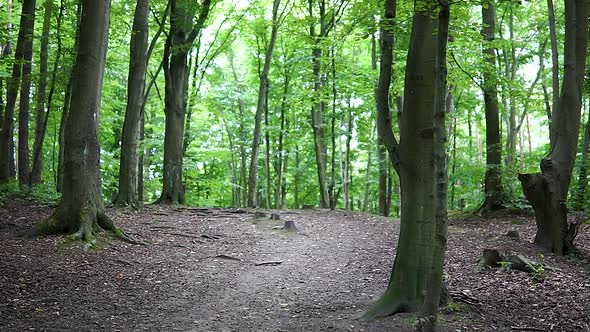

{"left": 0, "top": 199, "right": 589, "bottom": 331}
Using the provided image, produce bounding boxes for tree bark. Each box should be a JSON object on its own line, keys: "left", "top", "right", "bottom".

{"left": 27, "top": 0, "right": 134, "bottom": 244}
{"left": 158, "top": 0, "right": 212, "bottom": 205}
{"left": 418, "top": 2, "right": 449, "bottom": 330}
{"left": 547, "top": 0, "right": 559, "bottom": 135}
{"left": 519, "top": 0, "right": 588, "bottom": 255}
{"left": 365, "top": 0, "right": 439, "bottom": 318}
{"left": 16, "top": 0, "right": 36, "bottom": 187}
{"left": 309, "top": 0, "right": 330, "bottom": 208}
{"left": 0, "top": 0, "right": 36, "bottom": 182}
{"left": 30, "top": 0, "right": 52, "bottom": 185}
{"left": 480, "top": 0, "right": 504, "bottom": 212}
{"left": 114, "top": 0, "right": 150, "bottom": 208}
{"left": 248, "top": 0, "right": 281, "bottom": 207}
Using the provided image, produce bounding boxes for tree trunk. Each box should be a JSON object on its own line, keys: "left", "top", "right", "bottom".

{"left": 480, "top": 0, "right": 504, "bottom": 212}
{"left": 0, "top": 0, "right": 35, "bottom": 182}
{"left": 16, "top": 0, "right": 36, "bottom": 187}
{"left": 365, "top": 0, "right": 439, "bottom": 318}
{"left": 29, "top": 0, "right": 52, "bottom": 185}
{"left": 275, "top": 70, "right": 289, "bottom": 209}
{"left": 114, "top": 0, "right": 150, "bottom": 208}
{"left": 362, "top": 125, "right": 374, "bottom": 213}
{"left": 248, "top": 0, "right": 281, "bottom": 207}
{"left": 547, "top": 0, "right": 559, "bottom": 135}
{"left": 309, "top": 0, "right": 329, "bottom": 209}
{"left": 418, "top": 2, "right": 449, "bottom": 330}
{"left": 519, "top": 0, "right": 588, "bottom": 255}
{"left": 57, "top": 0, "right": 82, "bottom": 193}
{"left": 158, "top": 0, "right": 212, "bottom": 205}
{"left": 27, "top": 0, "right": 133, "bottom": 244}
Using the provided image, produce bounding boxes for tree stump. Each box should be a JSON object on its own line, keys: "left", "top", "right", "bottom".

{"left": 475, "top": 249, "right": 502, "bottom": 271}
{"left": 271, "top": 213, "right": 280, "bottom": 220}
{"left": 283, "top": 220, "right": 298, "bottom": 232}
{"left": 254, "top": 211, "right": 267, "bottom": 218}
{"left": 504, "top": 230, "right": 520, "bottom": 240}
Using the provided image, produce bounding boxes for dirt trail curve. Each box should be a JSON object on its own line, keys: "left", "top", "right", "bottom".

{"left": 4, "top": 200, "right": 589, "bottom": 331}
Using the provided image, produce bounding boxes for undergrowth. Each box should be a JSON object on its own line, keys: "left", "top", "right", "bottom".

{"left": 0, "top": 180, "right": 60, "bottom": 204}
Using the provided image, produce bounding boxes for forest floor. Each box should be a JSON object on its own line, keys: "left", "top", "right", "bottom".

{"left": 1, "top": 199, "right": 590, "bottom": 331}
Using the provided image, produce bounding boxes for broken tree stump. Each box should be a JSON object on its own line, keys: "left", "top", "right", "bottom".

{"left": 475, "top": 249, "right": 502, "bottom": 271}
{"left": 283, "top": 220, "right": 298, "bottom": 232}
{"left": 271, "top": 213, "right": 280, "bottom": 220}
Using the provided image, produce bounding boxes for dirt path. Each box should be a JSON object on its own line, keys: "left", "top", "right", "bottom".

{"left": 1, "top": 199, "right": 590, "bottom": 331}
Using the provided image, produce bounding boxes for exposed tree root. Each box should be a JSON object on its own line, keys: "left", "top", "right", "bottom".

{"left": 112, "top": 193, "right": 141, "bottom": 209}
{"left": 361, "top": 297, "right": 409, "bottom": 321}
{"left": 20, "top": 207, "right": 146, "bottom": 246}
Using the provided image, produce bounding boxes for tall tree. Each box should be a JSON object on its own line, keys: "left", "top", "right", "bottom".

{"left": 519, "top": 0, "right": 589, "bottom": 255}
{"left": 114, "top": 0, "right": 150, "bottom": 208}
{"left": 480, "top": 0, "right": 504, "bottom": 212}
{"left": 16, "top": 0, "right": 36, "bottom": 186}
{"left": 158, "top": 0, "right": 212, "bottom": 204}
{"left": 365, "top": 0, "right": 443, "bottom": 318}
{"left": 247, "top": 0, "right": 283, "bottom": 207}
{"left": 0, "top": 0, "right": 36, "bottom": 182}
{"left": 418, "top": 1, "right": 449, "bottom": 330}
{"left": 30, "top": 0, "right": 53, "bottom": 185}
{"left": 308, "top": 0, "right": 345, "bottom": 208}
{"left": 26, "top": 0, "right": 134, "bottom": 243}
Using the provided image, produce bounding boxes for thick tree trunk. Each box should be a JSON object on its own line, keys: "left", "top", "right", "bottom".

{"left": 30, "top": 0, "right": 52, "bottom": 185}
{"left": 418, "top": 2, "right": 449, "bottom": 330}
{"left": 480, "top": 0, "right": 504, "bottom": 212}
{"left": 158, "top": 0, "right": 212, "bottom": 205}
{"left": 114, "top": 0, "right": 150, "bottom": 208}
{"left": 519, "top": 0, "right": 588, "bottom": 255}
{"left": 248, "top": 0, "right": 281, "bottom": 207}
{"left": 27, "top": 0, "right": 134, "bottom": 244}
{"left": 365, "top": 1, "right": 439, "bottom": 318}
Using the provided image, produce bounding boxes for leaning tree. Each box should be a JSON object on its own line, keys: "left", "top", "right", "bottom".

{"left": 518, "top": 0, "right": 588, "bottom": 255}
{"left": 26, "top": 0, "right": 134, "bottom": 243}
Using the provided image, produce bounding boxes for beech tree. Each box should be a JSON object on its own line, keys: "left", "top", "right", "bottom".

{"left": 518, "top": 0, "right": 588, "bottom": 255}
{"left": 480, "top": 0, "right": 504, "bottom": 212}
{"left": 26, "top": 0, "right": 133, "bottom": 243}
{"left": 247, "top": 0, "right": 284, "bottom": 207}
{"left": 114, "top": 0, "right": 150, "bottom": 208}
{"left": 158, "top": 0, "right": 212, "bottom": 204}
{"left": 365, "top": 0, "right": 448, "bottom": 320}
{"left": 0, "top": 0, "right": 36, "bottom": 183}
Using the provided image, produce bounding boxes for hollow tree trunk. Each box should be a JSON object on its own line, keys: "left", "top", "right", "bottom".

{"left": 114, "top": 0, "right": 150, "bottom": 208}
{"left": 519, "top": 0, "right": 588, "bottom": 255}
{"left": 480, "top": 0, "right": 504, "bottom": 212}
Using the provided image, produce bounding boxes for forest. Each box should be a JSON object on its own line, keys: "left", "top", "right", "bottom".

{"left": 1, "top": 0, "right": 590, "bottom": 331}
